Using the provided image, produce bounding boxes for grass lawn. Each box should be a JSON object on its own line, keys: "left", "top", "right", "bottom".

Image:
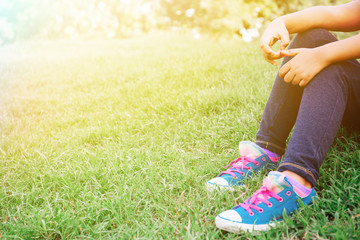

{"left": 0, "top": 34, "right": 359, "bottom": 239}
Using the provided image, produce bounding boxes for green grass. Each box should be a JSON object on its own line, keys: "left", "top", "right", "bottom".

{"left": 0, "top": 34, "right": 359, "bottom": 239}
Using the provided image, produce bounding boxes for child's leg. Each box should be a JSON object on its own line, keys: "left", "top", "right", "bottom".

{"left": 255, "top": 29, "right": 339, "bottom": 157}
{"left": 278, "top": 51, "right": 360, "bottom": 187}
{"left": 215, "top": 29, "right": 360, "bottom": 233}
{"left": 257, "top": 28, "right": 360, "bottom": 186}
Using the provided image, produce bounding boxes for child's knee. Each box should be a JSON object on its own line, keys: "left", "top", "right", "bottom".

{"left": 289, "top": 29, "right": 337, "bottom": 49}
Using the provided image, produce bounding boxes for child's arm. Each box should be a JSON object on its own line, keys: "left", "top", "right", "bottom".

{"left": 279, "top": 33, "right": 360, "bottom": 87}
{"left": 283, "top": 2, "right": 360, "bottom": 34}
{"left": 261, "top": 1, "right": 360, "bottom": 65}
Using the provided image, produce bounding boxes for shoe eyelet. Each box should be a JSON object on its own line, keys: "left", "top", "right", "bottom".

{"left": 279, "top": 197, "right": 283, "bottom": 202}
{"left": 240, "top": 172, "right": 244, "bottom": 176}
{"left": 255, "top": 162, "right": 259, "bottom": 166}
{"left": 262, "top": 157, "right": 266, "bottom": 162}
{"left": 249, "top": 212, "right": 254, "bottom": 216}
{"left": 286, "top": 191, "right": 291, "bottom": 196}
{"left": 259, "top": 208, "right": 263, "bottom": 213}
{"left": 267, "top": 203, "right": 273, "bottom": 207}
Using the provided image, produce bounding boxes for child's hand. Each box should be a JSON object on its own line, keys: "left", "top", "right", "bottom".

{"left": 260, "top": 18, "right": 290, "bottom": 66}
{"left": 279, "top": 48, "right": 329, "bottom": 87}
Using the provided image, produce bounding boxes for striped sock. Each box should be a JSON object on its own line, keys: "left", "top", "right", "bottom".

{"left": 262, "top": 148, "right": 280, "bottom": 159}
{"left": 286, "top": 175, "right": 312, "bottom": 197}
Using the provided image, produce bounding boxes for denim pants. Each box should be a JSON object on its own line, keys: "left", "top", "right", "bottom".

{"left": 256, "top": 29, "right": 360, "bottom": 187}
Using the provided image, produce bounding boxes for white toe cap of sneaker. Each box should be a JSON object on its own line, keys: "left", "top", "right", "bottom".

{"left": 215, "top": 210, "right": 244, "bottom": 233}
{"left": 208, "top": 177, "right": 229, "bottom": 186}
{"left": 217, "top": 210, "right": 242, "bottom": 223}
{"left": 206, "top": 178, "right": 235, "bottom": 192}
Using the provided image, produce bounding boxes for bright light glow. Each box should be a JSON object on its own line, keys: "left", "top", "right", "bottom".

{"left": 240, "top": 27, "right": 260, "bottom": 42}
{"left": 138, "top": 3, "right": 151, "bottom": 15}
{"left": 0, "top": 18, "right": 15, "bottom": 40}
{"left": 64, "top": 26, "right": 75, "bottom": 36}
{"left": 192, "top": 29, "right": 200, "bottom": 39}
{"left": 0, "top": 0, "right": 264, "bottom": 42}
{"left": 200, "top": 0, "right": 209, "bottom": 9}
{"left": 185, "top": 8, "right": 195, "bottom": 18}
{"left": 98, "top": 2, "right": 106, "bottom": 11}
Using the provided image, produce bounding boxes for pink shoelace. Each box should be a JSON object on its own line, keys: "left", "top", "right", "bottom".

{"left": 219, "top": 156, "right": 259, "bottom": 178}
{"left": 237, "top": 186, "right": 283, "bottom": 216}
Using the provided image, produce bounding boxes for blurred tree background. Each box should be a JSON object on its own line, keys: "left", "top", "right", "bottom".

{"left": 0, "top": 0, "right": 349, "bottom": 44}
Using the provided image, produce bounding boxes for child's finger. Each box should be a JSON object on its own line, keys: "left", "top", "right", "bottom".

{"left": 265, "top": 58, "right": 278, "bottom": 66}
{"left": 261, "top": 43, "right": 278, "bottom": 57}
{"left": 279, "top": 62, "right": 291, "bottom": 78}
{"left": 299, "top": 78, "right": 310, "bottom": 87}
{"left": 284, "top": 69, "right": 296, "bottom": 83}
{"left": 279, "top": 34, "right": 290, "bottom": 50}
{"left": 281, "top": 49, "right": 303, "bottom": 57}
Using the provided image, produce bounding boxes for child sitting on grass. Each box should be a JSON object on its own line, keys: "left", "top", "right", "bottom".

{"left": 207, "top": 1, "right": 360, "bottom": 233}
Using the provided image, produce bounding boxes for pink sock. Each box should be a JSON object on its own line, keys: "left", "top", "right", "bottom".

{"left": 286, "top": 175, "right": 312, "bottom": 197}
{"left": 262, "top": 148, "right": 280, "bottom": 159}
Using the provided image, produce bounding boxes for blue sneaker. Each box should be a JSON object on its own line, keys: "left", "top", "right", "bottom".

{"left": 206, "top": 141, "right": 280, "bottom": 191}
{"left": 215, "top": 171, "right": 317, "bottom": 233}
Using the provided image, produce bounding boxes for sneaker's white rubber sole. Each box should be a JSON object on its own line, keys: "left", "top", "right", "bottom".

{"left": 215, "top": 215, "right": 277, "bottom": 233}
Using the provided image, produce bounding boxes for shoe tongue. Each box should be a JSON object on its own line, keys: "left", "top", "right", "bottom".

{"left": 262, "top": 171, "right": 290, "bottom": 194}
{"left": 238, "top": 141, "right": 265, "bottom": 159}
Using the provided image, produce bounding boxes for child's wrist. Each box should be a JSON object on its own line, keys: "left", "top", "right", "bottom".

{"left": 314, "top": 46, "right": 333, "bottom": 67}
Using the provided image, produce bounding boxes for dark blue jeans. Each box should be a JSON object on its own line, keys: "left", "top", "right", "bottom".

{"left": 256, "top": 29, "right": 360, "bottom": 187}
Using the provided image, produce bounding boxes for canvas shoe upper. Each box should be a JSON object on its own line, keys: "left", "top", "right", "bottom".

{"left": 215, "top": 171, "right": 317, "bottom": 233}
{"left": 207, "top": 141, "right": 280, "bottom": 191}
